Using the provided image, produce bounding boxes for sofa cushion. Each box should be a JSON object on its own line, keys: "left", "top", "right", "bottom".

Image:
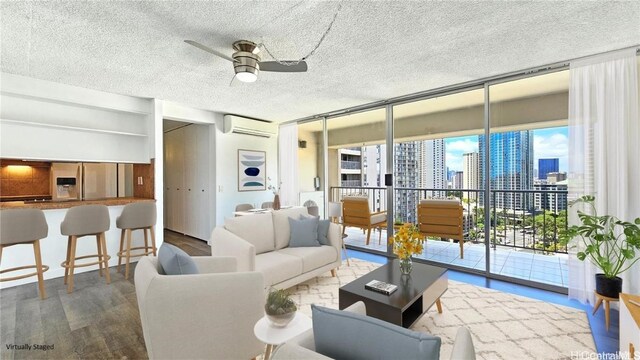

{"left": 311, "top": 304, "right": 441, "bottom": 360}
{"left": 224, "top": 213, "right": 275, "bottom": 254}
{"left": 273, "top": 207, "right": 312, "bottom": 249}
{"left": 278, "top": 246, "right": 338, "bottom": 273}
{"left": 255, "top": 251, "right": 303, "bottom": 287}
{"left": 289, "top": 217, "right": 320, "bottom": 247}
{"left": 370, "top": 212, "right": 386, "bottom": 225}
{"left": 299, "top": 214, "right": 331, "bottom": 246}
{"left": 157, "top": 243, "right": 199, "bottom": 275}
{"left": 317, "top": 220, "right": 331, "bottom": 245}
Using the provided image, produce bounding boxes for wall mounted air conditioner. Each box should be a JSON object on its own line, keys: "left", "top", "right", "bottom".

{"left": 223, "top": 115, "right": 277, "bottom": 138}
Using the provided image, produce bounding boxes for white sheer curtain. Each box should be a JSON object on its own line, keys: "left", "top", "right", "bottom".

{"left": 567, "top": 49, "right": 640, "bottom": 305}
{"left": 278, "top": 123, "right": 299, "bottom": 206}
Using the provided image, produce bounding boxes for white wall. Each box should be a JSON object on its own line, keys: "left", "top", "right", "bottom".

{"left": 0, "top": 73, "right": 153, "bottom": 163}
{"left": 298, "top": 128, "right": 319, "bottom": 192}
{"left": 0, "top": 74, "right": 163, "bottom": 288}
{"left": 214, "top": 119, "right": 279, "bottom": 226}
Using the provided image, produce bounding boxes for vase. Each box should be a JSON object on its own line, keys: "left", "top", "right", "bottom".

{"left": 595, "top": 274, "right": 622, "bottom": 298}
{"left": 399, "top": 257, "right": 412, "bottom": 275}
{"left": 273, "top": 194, "right": 281, "bottom": 210}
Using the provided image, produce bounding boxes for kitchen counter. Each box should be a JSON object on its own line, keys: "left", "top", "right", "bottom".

{"left": 0, "top": 197, "right": 155, "bottom": 210}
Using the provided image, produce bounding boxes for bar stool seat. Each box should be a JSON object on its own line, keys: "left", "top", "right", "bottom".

{"left": 116, "top": 202, "right": 157, "bottom": 279}
{"left": 0, "top": 209, "right": 49, "bottom": 299}
{"left": 60, "top": 204, "right": 111, "bottom": 293}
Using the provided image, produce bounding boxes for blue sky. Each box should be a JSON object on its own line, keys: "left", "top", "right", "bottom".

{"left": 444, "top": 127, "right": 568, "bottom": 173}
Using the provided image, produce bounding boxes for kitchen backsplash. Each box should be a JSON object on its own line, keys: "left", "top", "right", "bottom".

{"left": 0, "top": 160, "right": 51, "bottom": 197}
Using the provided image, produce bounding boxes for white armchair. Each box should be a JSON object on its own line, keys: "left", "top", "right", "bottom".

{"left": 134, "top": 256, "right": 265, "bottom": 360}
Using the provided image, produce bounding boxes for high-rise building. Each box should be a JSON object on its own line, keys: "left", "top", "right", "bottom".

{"left": 452, "top": 171, "right": 464, "bottom": 189}
{"left": 338, "top": 147, "right": 363, "bottom": 187}
{"left": 479, "top": 131, "right": 534, "bottom": 210}
{"left": 546, "top": 171, "right": 566, "bottom": 185}
{"left": 362, "top": 145, "right": 386, "bottom": 187}
{"left": 538, "top": 158, "right": 559, "bottom": 180}
{"left": 462, "top": 152, "right": 479, "bottom": 199}
{"left": 394, "top": 141, "right": 421, "bottom": 223}
{"left": 534, "top": 180, "right": 568, "bottom": 212}
{"left": 418, "top": 139, "right": 446, "bottom": 197}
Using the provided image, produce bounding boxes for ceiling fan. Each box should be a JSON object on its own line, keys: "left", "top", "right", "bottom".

{"left": 184, "top": 40, "right": 308, "bottom": 83}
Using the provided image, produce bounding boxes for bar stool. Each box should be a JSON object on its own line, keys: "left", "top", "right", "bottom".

{"left": 116, "top": 202, "right": 157, "bottom": 279}
{"left": 0, "top": 209, "right": 49, "bottom": 299}
{"left": 60, "top": 204, "right": 111, "bottom": 293}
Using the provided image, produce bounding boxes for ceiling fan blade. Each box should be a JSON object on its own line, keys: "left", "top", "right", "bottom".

{"left": 184, "top": 40, "right": 234, "bottom": 62}
{"left": 259, "top": 61, "right": 308, "bottom": 72}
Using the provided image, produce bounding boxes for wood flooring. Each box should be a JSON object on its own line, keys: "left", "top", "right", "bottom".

{"left": 0, "top": 230, "right": 210, "bottom": 359}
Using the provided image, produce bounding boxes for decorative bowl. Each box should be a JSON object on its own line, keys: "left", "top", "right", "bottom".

{"left": 266, "top": 311, "right": 296, "bottom": 327}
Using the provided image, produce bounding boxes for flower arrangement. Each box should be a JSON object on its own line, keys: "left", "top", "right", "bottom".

{"left": 267, "top": 177, "right": 281, "bottom": 195}
{"left": 389, "top": 223, "right": 424, "bottom": 260}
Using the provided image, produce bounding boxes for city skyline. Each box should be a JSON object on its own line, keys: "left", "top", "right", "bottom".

{"left": 445, "top": 126, "right": 568, "bottom": 173}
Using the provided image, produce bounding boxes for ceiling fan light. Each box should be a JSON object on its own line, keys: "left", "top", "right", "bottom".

{"left": 236, "top": 71, "right": 258, "bottom": 83}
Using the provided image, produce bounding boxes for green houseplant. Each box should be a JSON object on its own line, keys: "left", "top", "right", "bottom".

{"left": 265, "top": 288, "right": 297, "bottom": 327}
{"left": 561, "top": 195, "right": 640, "bottom": 298}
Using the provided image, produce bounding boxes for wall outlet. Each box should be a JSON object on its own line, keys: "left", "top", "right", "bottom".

{"left": 218, "top": 185, "right": 223, "bottom": 192}
{"left": 137, "top": 176, "right": 143, "bottom": 185}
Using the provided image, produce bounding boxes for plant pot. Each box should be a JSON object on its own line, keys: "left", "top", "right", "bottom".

{"left": 266, "top": 311, "right": 295, "bottom": 327}
{"left": 595, "top": 274, "right": 622, "bottom": 299}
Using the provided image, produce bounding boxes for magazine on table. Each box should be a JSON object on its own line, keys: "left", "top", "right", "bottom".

{"left": 365, "top": 280, "right": 398, "bottom": 295}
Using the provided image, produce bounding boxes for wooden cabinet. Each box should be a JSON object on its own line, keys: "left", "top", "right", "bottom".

{"left": 163, "top": 124, "right": 211, "bottom": 240}
{"left": 620, "top": 293, "right": 640, "bottom": 359}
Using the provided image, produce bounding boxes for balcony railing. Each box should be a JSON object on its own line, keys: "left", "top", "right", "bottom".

{"left": 329, "top": 186, "right": 568, "bottom": 254}
{"left": 340, "top": 160, "right": 361, "bottom": 170}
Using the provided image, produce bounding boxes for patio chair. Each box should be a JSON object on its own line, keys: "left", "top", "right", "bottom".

{"left": 417, "top": 199, "right": 465, "bottom": 259}
{"left": 342, "top": 196, "right": 386, "bottom": 245}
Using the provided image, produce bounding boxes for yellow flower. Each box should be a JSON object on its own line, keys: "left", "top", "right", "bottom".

{"left": 390, "top": 223, "right": 424, "bottom": 258}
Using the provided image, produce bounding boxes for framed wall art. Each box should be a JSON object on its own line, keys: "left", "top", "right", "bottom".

{"left": 238, "top": 149, "right": 266, "bottom": 191}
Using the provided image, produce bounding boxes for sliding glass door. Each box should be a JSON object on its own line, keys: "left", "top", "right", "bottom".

{"left": 298, "top": 64, "right": 577, "bottom": 291}
{"left": 487, "top": 70, "right": 570, "bottom": 289}
{"left": 392, "top": 88, "right": 485, "bottom": 271}
{"left": 326, "top": 109, "right": 388, "bottom": 252}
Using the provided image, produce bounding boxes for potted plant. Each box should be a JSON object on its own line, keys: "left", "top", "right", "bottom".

{"left": 562, "top": 195, "right": 640, "bottom": 298}
{"left": 265, "top": 288, "right": 297, "bottom": 327}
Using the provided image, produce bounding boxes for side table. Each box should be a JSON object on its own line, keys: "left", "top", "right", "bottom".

{"left": 254, "top": 312, "right": 312, "bottom": 360}
{"left": 593, "top": 290, "right": 619, "bottom": 331}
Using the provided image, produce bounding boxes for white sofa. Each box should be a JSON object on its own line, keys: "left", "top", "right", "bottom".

{"left": 210, "top": 207, "right": 343, "bottom": 289}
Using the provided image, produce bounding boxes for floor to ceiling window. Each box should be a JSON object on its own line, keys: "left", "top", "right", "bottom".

{"left": 391, "top": 88, "right": 485, "bottom": 271}
{"left": 326, "top": 109, "right": 387, "bottom": 252}
{"left": 487, "top": 70, "right": 569, "bottom": 290}
{"left": 298, "top": 63, "right": 579, "bottom": 291}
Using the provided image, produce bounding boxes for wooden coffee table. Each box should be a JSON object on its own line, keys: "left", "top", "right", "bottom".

{"left": 339, "top": 259, "right": 447, "bottom": 328}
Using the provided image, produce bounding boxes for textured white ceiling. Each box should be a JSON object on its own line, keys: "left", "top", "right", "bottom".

{"left": 1, "top": 1, "right": 639, "bottom": 122}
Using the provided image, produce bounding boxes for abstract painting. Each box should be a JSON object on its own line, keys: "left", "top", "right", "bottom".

{"left": 238, "top": 149, "right": 266, "bottom": 191}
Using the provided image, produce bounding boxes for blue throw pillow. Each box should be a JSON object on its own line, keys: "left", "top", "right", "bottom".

{"left": 289, "top": 216, "right": 320, "bottom": 247}
{"left": 311, "top": 304, "right": 441, "bottom": 360}
{"left": 299, "top": 214, "right": 331, "bottom": 246}
{"left": 317, "top": 219, "right": 331, "bottom": 245}
{"left": 158, "top": 243, "right": 199, "bottom": 275}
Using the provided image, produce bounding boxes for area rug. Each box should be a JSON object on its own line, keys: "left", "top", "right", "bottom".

{"left": 286, "top": 258, "right": 595, "bottom": 360}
